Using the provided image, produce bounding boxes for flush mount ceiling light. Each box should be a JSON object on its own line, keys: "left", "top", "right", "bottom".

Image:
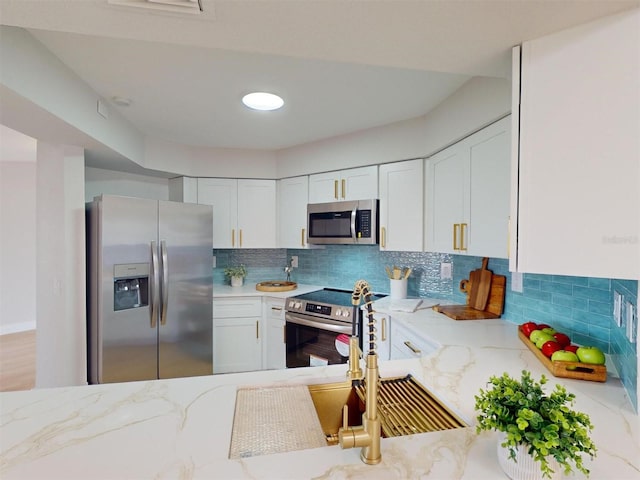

{"left": 242, "top": 92, "right": 284, "bottom": 111}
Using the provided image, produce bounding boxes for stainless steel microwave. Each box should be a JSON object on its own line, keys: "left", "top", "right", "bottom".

{"left": 307, "top": 199, "right": 379, "bottom": 245}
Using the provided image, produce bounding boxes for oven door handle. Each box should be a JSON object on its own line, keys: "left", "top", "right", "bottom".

{"left": 285, "top": 312, "right": 353, "bottom": 334}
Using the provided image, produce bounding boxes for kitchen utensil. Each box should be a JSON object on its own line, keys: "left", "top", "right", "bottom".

{"left": 393, "top": 266, "right": 401, "bottom": 280}
{"left": 433, "top": 273, "right": 506, "bottom": 320}
{"left": 403, "top": 267, "right": 412, "bottom": 279}
{"left": 469, "top": 257, "right": 492, "bottom": 310}
{"left": 385, "top": 266, "right": 393, "bottom": 279}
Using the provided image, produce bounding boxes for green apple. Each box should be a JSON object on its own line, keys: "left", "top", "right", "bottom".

{"left": 576, "top": 346, "right": 606, "bottom": 365}
{"left": 551, "top": 350, "right": 579, "bottom": 362}
{"left": 541, "top": 327, "right": 556, "bottom": 335}
{"left": 529, "top": 330, "right": 549, "bottom": 345}
{"left": 534, "top": 333, "right": 555, "bottom": 349}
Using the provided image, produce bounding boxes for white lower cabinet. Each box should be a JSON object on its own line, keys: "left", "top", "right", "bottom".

{"left": 264, "top": 297, "right": 286, "bottom": 370}
{"left": 390, "top": 321, "right": 438, "bottom": 360}
{"left": 212, "top": 297, "right": 262, "bottom": 374}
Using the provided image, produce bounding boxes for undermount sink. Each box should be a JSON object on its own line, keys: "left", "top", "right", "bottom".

{"left": 308, "top": 375, "right": 468, "bottom": 445}
{"left": 255, "top": 281, "right": 298, "bottom": 292}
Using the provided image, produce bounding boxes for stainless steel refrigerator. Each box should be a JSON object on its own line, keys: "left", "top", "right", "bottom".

{"left": 87, "top": 195, "right": 213, "bottom": 384}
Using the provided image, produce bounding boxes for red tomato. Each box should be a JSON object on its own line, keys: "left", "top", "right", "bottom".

{"left": 541, "top": 340, "right": 562, "bottom": 358}
{"left": 520, "top": 322, "right": 539, "bottom": 338}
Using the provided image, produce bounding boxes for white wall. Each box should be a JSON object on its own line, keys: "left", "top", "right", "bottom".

{"left": 85, "top": 167, "right": 169, "bottom": 202}
{"left": 0, "top": 125, "right": 37, "bottom": 335}
{"left": 36, "top": 142, "right": 87, "bottom": 388}
{"left": 276, "top": 76, "right": 511, "bottom": 178}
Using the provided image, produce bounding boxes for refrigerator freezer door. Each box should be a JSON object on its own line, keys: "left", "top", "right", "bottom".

{"left": 94, "top": 196, "right": 159, "bottom": 383}
{"left": 157, "top": 200, "right": 213, "bottom": 379}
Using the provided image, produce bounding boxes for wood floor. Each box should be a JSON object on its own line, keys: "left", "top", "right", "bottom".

{"left": 0, "top": 330, "right": 36, "bottom": 392}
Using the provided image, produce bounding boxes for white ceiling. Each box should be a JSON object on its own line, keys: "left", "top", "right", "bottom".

{"left": 1, "top": 0, "right": 638, "bottom": 151}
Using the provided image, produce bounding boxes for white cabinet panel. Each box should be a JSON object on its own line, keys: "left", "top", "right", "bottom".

{"left": 263, "top": 297, "right": 286, "bottom": 370}
{"left": 309, "top": 166, "right": 378, "bottom": 203}
{"left": 379, "top": 160, "right": 423, "bottom": 252}
{"left": 515, "top": 10, "right": 639, "bottom": 279}
{"left": 238, "top": 179, "right": 276, "bottom": 248}
{"left": 197, "top": 178, "right": 237, "bottom": 248}
{"left": 426, "top": 117, "right": 510, "bottom": 258}
{"left": 390, "top": 321, "right": 437, "bottom": 360}
{"left": 212, "top": 297, "right": 262, "bottom": 374}
{"left": 198, "top": 178, "right": 276, "bottom": 248}
{"left": 277, "top": 176, "right": 309, "bottom": 248}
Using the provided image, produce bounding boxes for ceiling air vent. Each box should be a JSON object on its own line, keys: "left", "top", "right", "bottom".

{"left": 108, "top": 0, "right": 203, "bottom": 15}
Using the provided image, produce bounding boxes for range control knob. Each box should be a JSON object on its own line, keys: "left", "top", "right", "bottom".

{"left": 335, "top": 308, "right": 342, "bottom": 317}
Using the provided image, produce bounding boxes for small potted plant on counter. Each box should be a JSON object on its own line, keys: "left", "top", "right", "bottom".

{"left": 224, "top": 264, "right": 247, "bottom": 287}
{"left": 474, "top": 370, "right": 596, "bottom": 479}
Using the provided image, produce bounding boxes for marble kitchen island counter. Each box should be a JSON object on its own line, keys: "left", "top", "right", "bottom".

{"left": 1, "top": 310, "right": 638, "bottom": 479}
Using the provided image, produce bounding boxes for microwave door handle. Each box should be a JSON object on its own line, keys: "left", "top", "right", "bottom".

{"left": 350, "top": 206, "right": 357, "bottom": 242}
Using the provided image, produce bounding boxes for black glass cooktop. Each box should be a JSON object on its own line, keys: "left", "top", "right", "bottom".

{"left": 290, "top": 288, "right": 385, "bottom": 307}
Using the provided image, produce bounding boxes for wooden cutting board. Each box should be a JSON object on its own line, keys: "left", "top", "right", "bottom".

{"left": 468, "top": 257, "right": 492, "bottom": 310}
{"left": 434, "top": 272, "right": 506, "bottom": 320}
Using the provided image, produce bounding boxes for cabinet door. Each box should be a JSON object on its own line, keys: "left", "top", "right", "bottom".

{"left": 168, "top": 176, "right": 198, "bottom": 203}
{"left": 516, "top": 12, "right": 638, "bottom": 279}
{"left": 237, "top": 179, "right": 277, "bottom": 248}
{"left": 213, "top": 317, "right": 262, "bottom": 374}
{"left": 277, "top": 176, "right": 309, "bottom": 248}
{"left": 308, "top": 171, "right": 338, "bottom": 203}
{"left": 264, "top": 298, "right": 286, "bottom": 370}
{"left": 426, "top": 144, "right": 467, "bottom": 254}
{"left": 379, "top": 160, "right": 423, "bottom": 251}
{"left": 197, "top": 178, "right": 237, "bottom": 248}
{"left": 341, "top": 166, "right": 378, "bottom": 201}
{"left": 467, "top": 118, "right": 511, "bottom": 258}
{"left": 309, "top": 166, "right": 378, "bottom": 203}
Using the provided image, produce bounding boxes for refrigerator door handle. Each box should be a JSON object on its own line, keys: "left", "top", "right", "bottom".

{"left": 160, "top": 240, "right": 169, "bottom": 326}
{"left": 150, "top": 241, "right": 160, "bottom": 328}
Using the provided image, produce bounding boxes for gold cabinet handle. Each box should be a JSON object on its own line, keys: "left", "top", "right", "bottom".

{"left": 460, "top": 223, "right": 468, "bottom": 252}
{"left": 232, "top": 229, "right": 235, "bottom": 247}
{"left": 301, "top": 228, "right": 306, "bottom": 247}
{"left": 404, "top": 341, "right": 421, "bottom": 355}
{"left": 239, "top": 229, "right": 243, "bottom": 247}
{"left": 381, "top": 317, "right": 387, "bottom": 342}
{"left": 341, "top": 179, "right": 346, "bottom": 199}
{"left": 453, "top": 224, "right": 460, "bottom": 251}
{"left": 334, "top": 180, "right": 339, "bottom": 200}
{"left": 381, "top": 227, "right": 386, "bottom": 248}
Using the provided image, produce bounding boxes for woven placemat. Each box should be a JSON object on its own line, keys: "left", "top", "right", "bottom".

{"left": 229, "top": 385, "right": 327, "bottom": 458}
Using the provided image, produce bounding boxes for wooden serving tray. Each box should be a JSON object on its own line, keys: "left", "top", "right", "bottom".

{"left": 518, "top": 329, "right": 607, "bottom": 382}
{"left": 433, "top": 272, "right": 506, "bottom": 321}
{"left": 432, "top": 305, "right": 500, "bottom": 320}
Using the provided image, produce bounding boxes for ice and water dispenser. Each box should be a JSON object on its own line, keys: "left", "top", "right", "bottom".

{"left": 113, "top": 263, "right": 149, "bottom": 311}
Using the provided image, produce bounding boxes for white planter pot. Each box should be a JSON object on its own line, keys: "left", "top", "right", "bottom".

{"left": 230, "top": 276, "right": 244, "bottom": 287}
{"left": 497, "top": 433, "right": 562, "bottom": 480}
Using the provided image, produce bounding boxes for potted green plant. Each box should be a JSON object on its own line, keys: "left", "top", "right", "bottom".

{"left": 224, "top": 264, "right": 247, "bottom": 287}
{"left": 474, "top": 370, "right": 597, "bottom": 479}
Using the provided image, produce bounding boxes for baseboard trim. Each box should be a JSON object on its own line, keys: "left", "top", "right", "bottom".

{"left": 0, "top": 321, "right": 36, "bottom": 336}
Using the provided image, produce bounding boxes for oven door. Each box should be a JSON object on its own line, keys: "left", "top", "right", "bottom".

{"left": 285, "top": 312, "right": 354, "bottom": 368}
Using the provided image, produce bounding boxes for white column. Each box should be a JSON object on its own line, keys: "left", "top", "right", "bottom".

{"left": 35, "top": 142, "right": 86, "bottom": 388}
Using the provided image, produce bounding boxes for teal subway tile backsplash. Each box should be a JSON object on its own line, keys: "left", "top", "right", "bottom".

{"left": 212, "top": 246, "right": 637, "bottom": 412}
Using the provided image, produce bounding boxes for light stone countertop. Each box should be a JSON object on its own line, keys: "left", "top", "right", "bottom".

{"left": 213, "top": 283, "right": 324, "bottom": 298}
{"left": 1, "top": 300, "right": 638, "bottom": 479}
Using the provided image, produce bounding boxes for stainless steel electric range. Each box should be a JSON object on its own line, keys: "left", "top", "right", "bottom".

{"left": 284, "top": 288, "right": 385, "bottom": 369}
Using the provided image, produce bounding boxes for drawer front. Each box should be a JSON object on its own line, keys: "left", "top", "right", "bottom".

{"left": 213, "top": 297, "right": 262, "bottom": 318}
{"left": 264, "top": 297, "right": 285, "bottom": 321}
{"left": 390, "top": 322, "right": 438, "bottom": 360}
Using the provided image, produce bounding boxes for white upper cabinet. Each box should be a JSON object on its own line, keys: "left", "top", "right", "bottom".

{"left": 514, "top": 10, "right": 639, "bottom": 279}
{"left": 425, "top": 116, "right": 511, "bottom": 258}
{"left": 277, "top": 176, "right": 309, "bottom": 249}
{"left": 378, "top": 159, "right": 423, "bottom": 251}
{"left": 308, "top": 166, "right": 378, "bottom": 203}
{"left": 198, "top": 178, "right": 276, "bottom": 248}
